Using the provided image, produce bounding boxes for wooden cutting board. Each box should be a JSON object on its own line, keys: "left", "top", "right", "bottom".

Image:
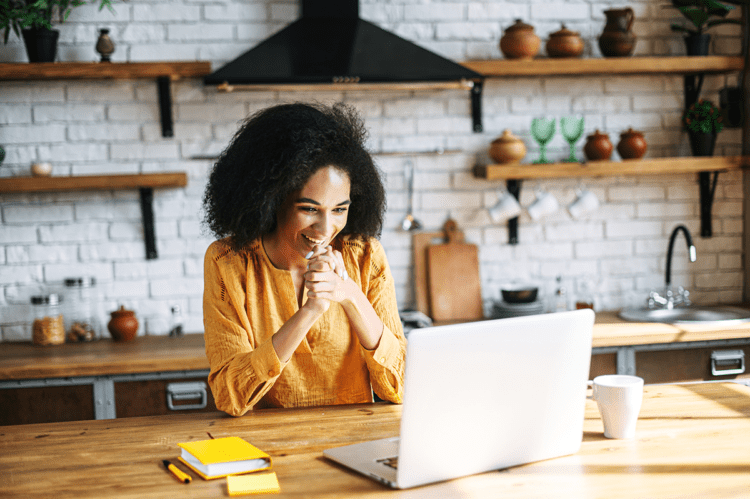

{"left": 426, "top": 219, "right": 484, "bottom": 322}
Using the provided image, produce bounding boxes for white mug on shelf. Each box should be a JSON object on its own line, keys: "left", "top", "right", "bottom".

{"left": 488, "top": 188, "right": 522, "bottom": 223}
{"left": 590, "top": 374, "right": 644, "bottom": 439}
{"left": 527, "top": 188, "right": 559, "bottom": 220}
{"left": 568, "top": 187, "right": 600, "bottom": 219}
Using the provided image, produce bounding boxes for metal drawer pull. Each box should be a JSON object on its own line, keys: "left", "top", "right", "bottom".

{"left": 166, "top": 381, "right": 208, "bottom": 410}
{"left": 711, "top": 350, "right": 745, "bottom": 376}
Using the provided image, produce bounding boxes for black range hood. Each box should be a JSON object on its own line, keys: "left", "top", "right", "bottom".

{"left": 204, "top": 0, "right": 482, "bottom": 87}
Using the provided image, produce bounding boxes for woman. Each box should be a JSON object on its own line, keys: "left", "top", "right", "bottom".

{"left": 202, "top": 102, "right": 406, "bottom": 416}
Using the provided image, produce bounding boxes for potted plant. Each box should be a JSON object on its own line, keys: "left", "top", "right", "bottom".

{"left": 683, "top": 99, "right": 724, "bottom": 156}
{"left": 1, "top": 0, "right": 116, "bottom": 63}
{"left": 669, "top": 0, "right": 740, "bottom": 55}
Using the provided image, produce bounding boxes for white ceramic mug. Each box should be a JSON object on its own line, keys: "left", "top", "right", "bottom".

{"left": 527, "top": 189, "right": 559, "bottom": 220}
{"left": 590, "top": 374, "right": 644, "bottom": 439}
{"left": 568, "top": 188, "right": 599, "bottom": 219}
{"left": 489, "top": 190, "right": 522, "bottom": 223}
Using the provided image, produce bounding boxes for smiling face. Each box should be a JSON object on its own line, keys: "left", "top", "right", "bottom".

{"left": 270, "top": 166, "right": 351, "bottom": 264}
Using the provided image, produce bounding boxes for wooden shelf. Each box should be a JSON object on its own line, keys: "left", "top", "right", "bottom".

{"left": 0, "top": 172, "right": 187, "bottom": 194}
{"left": 461, "top": 56, "right": 744, "bottom": 77}
{"left": 0, "top": 61, "right": 211, "bottom": 81}
{"left": 474, "top": 156, "right": 748, "bottom": 180}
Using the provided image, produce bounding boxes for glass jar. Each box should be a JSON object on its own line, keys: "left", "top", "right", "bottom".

{"left": 31, "top": 293, "right": 65, "bottom": 346}
{"left": 62, "top": 277, "right": 100, "bottom": 341}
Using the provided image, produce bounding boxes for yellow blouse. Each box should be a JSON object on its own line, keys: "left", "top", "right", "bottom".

{"left": 203, "top": 235, "right": 406, "bottom": 416}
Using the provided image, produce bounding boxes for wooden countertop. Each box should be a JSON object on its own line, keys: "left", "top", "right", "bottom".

{"left": 1, "top": 382, "right": 749, "bottom": 498}
{"left": 3, "top": 311, "right": 750, "bottom": 380}
{"left": 0, "top": 333, "right": 209, "bottom": 380}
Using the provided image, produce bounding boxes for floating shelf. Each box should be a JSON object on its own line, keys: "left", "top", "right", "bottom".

{"left": 474, "top": 156, "right": 748, "bottom": 180}
{"left": 461, "top": 56, "right": 744, "bottom": 77}
{"left": 0, "top": 62, "right": 211, "bottom": 138}
{"left": 0, "top": 172, "right": 187, "bottom": 193}
{"left": 0, "top": 172, "right": 188, "bottom": 260}
{"left": 0, "top": 61, "right": 211, "bottom": 81}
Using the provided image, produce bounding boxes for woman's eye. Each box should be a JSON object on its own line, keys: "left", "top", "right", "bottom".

{"left": 300, "top": 207, "right": 317, "bottom": 213}
{"left": 334, "top": 207, "right": 348, "bottom": 214}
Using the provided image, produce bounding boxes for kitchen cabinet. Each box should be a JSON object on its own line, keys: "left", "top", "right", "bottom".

{"left": 0, "top": 384, "right": 94, "bottom": 425}
{"left": 3, "top": 316, "right": 750, "bottom": 425}
{"left": 636, "top": 344, "right": 750, "bottom": 384}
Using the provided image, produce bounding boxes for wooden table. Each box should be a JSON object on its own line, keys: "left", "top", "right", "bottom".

{"left": 1, "top": 382, "right": 749, "bottom": 498}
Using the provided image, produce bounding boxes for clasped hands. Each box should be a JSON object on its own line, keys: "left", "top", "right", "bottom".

{"left": 303, "top": 245, "right": 350, "bottom": 313}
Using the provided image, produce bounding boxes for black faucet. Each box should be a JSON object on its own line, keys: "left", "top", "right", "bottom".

{"left": 651, "top": 225, "right": 697, "bottom": 309}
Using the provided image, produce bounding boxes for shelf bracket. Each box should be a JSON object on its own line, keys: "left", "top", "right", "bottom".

{"left": 139, "top": 188, "right": 158, "bottom": 259}
{"left": 471, "top": 80, "right": 483, "bottom": 133}
{"left": 157, "top": 76, "right": 174, "bottom": 138}
{"left": 699, "top": 171, "right": 719, "bottom": 238}
{"left": 684, "top": 73, "right": 705, "bottom": 112}
{"left": 507, "top": 179, "right": 521, "bottom": 245}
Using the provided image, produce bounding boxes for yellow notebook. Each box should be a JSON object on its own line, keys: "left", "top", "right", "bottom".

{"left": 177, "top": 436, "right": 272, "bottom": 480}
{"left": 227, "top": 472, "right": 281, "bottom": 496}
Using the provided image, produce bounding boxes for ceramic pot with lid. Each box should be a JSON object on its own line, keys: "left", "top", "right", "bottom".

{"left": 546, "top": 24, "right": 585, "bottom": 58}
{"left": 500, "top": 19, "right": 541, "bottom": 60}
{"left": 489, "top": 129, "right": 527, "bottom": 164}
{"left": 108, "top": 305, "right": 139, "bottom": 341}
{"left": 617, "top": 128, "right": 648, "bottom": 159}
{"left": 584, "top": 130, "right": 614, "bottom": 161}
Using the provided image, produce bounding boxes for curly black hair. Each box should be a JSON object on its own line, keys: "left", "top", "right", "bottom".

{"left": 202, "top": 102, "right": 386, "bottom": 251}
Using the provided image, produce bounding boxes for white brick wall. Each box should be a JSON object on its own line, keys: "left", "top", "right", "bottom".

{"left": 0, "top": 0, "right": 744, "bottom": 340}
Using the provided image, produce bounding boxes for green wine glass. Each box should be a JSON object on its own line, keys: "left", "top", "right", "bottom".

{"left": 531, "top": 117, "right": 556, "bottom": 164}
{"left": 560, "top": 115, "right": 585, "bottom": 163}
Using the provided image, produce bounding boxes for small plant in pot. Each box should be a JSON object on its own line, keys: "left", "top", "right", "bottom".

{"left": 669, "top": 0, "right": 740, "bottom": 55}
{"left": 1, "top": 0, "right": 116, "bottom": 63}
{"left": 683, "top": 99, "right": 724, "bottom": 156}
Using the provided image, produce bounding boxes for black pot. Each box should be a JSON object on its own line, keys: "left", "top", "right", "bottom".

{"left": 684, "top": 33, "right": 710, "bottom": 56}
{"left": 688, "top": 130, "right": 717, "bottom": 157}
{"left": 21, "top": 28, "right": 60, "bottom": 63}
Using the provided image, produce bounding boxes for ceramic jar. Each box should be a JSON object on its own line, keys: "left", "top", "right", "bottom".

{"left": 598, "top": 8, "right": 637, "bottom": 57}
{"left": 108, "top": 305, "right": 139, "bottom": 341}
{"left": 584, "top": 130, "right": 614, "bottom": 161}
{"left": 95, "top": 28, "right": 115, "bottom": 62}
{"left": 31, "top": 162, "right": 52, "bottom": 177}
{"left": 500, "top": 19, "right": 541, "bottom": 60}
{"left": 489, "top": 129, "right": 527, "bottom": 164}
{"left": 617, "top": 128, "right": 648, "bottom": 159}
{"left": 546, "top": 24, "right": 584, "bottom": 58}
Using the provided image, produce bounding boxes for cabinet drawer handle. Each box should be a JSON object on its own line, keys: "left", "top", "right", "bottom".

{"left": 711, "top": 349, "right": 745, "bottom": 376}
{"left": 166, "top": 381, "right": 208, "bottom": 411}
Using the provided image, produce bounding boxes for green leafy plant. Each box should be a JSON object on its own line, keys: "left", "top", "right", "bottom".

{"left": 1, "top": 0, "right": 116, "bottom": 44}
{"left": 669, "top": 0, "right": 740, "bottom": 35}
{"left": 683, "top": 99, "right": 725, "bottom": 134}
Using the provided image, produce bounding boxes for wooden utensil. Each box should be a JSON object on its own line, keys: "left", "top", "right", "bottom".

{"left": 426, "top": 219, "right": 484, "bottom": 322}
{"left": 413, "top": 231, "right": 444, "bottom": 316}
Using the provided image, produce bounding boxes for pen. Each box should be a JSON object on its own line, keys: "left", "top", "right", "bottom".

{"left": 163, "top": 459, "right": 192, "bottom": 484}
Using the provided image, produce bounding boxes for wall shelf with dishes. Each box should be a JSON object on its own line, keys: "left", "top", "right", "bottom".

{"left": 0, "top": 172, "right": 188, "bottom": 260}
{"left": 0, "top": 62, "right": 211, "bottom": 138}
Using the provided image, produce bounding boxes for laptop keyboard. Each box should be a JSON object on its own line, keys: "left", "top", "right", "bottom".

{"left": 377, "top": 456, "right": 399, "bottom": 469}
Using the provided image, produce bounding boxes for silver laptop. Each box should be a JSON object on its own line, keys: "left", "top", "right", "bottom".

{"left": 323, "top": 309, "right": 595, "bottom": 489}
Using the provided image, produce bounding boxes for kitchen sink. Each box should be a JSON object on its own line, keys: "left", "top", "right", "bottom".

{"left": 619, "top": 306, "right": 750, "bottom": 325}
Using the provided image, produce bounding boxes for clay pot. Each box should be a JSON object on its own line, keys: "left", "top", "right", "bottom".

{"left": 500, "top": 19, "right": 541, "bottom": 60}
{"left": 598, "top": 8, "right": 636, "bottom": 57}
{"left": 617, "top": 128, "right": 648, "bottom": 160}
{"left": 546, "top": 24, "right": 584, "bottom": 58}
{"left": 108, "top": 305, "right": 139, "bottom": 341}
{"left": 489, "top": 129, "right": 527, "bottom": 164}
{"left": 583, "top": 130, "right": 614, "bottom": 161}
